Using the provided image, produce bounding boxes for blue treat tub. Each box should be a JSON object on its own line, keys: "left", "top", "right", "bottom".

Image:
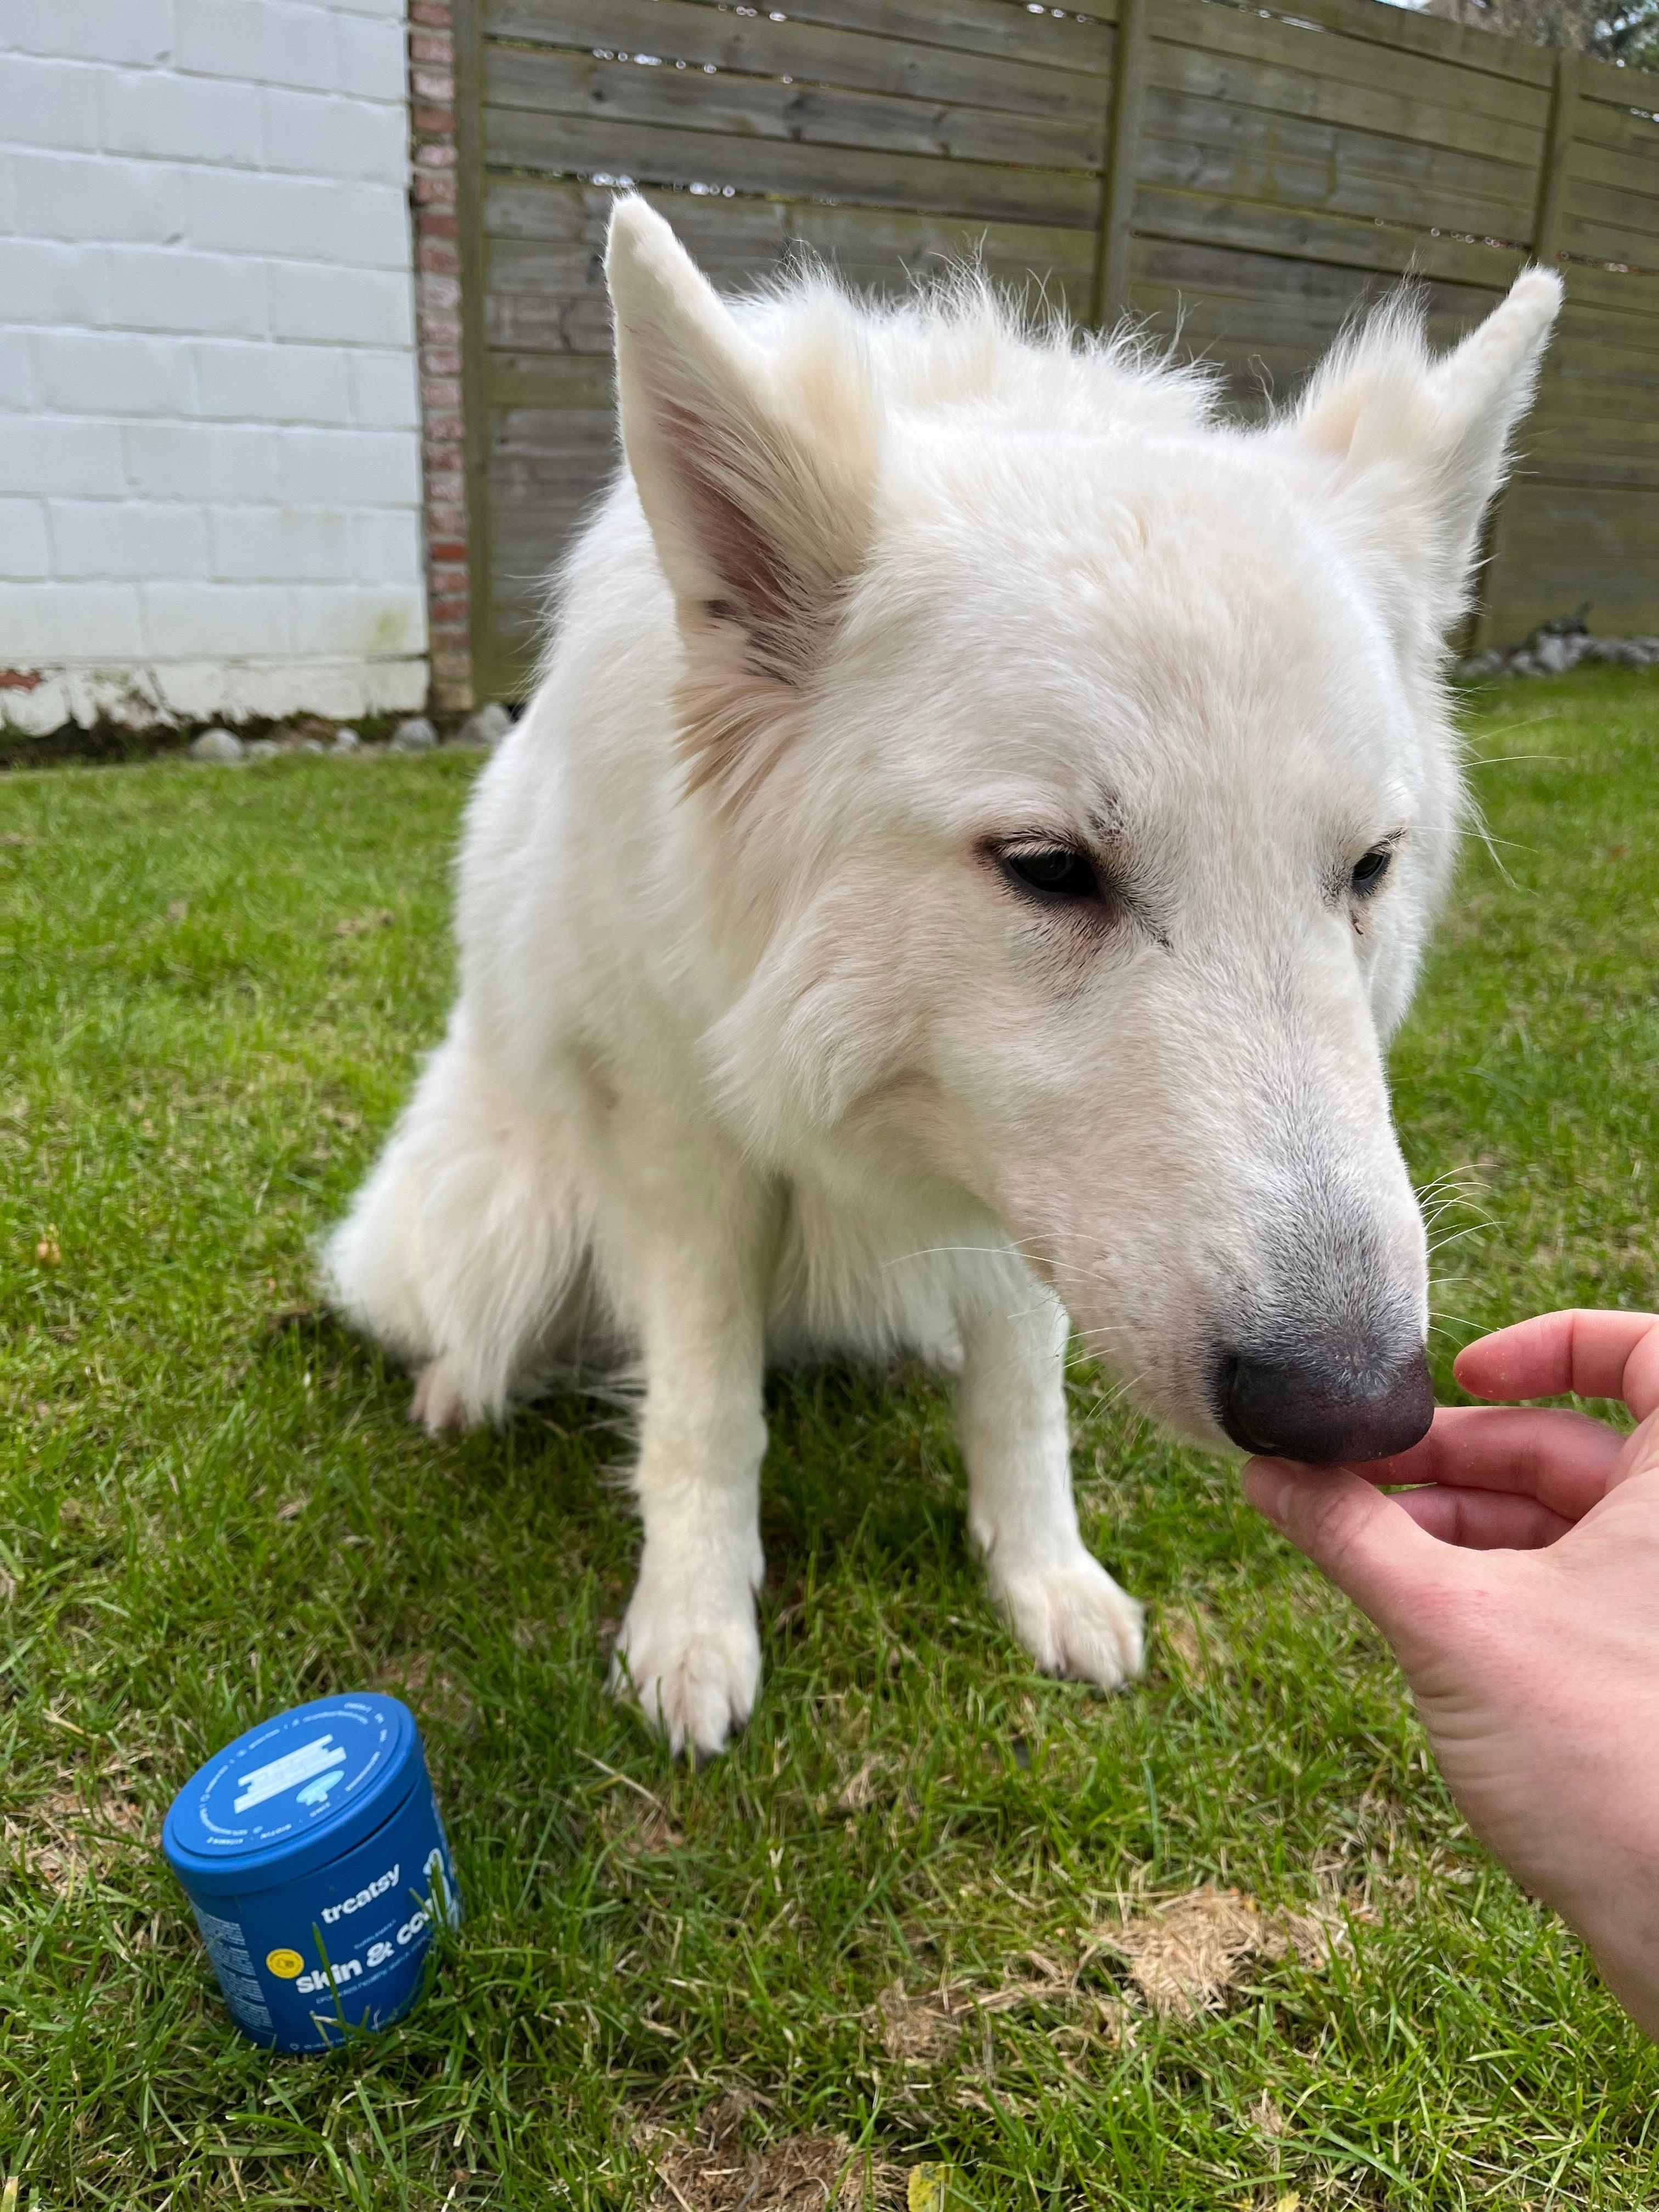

{"left": 162, "top": 1691, "right": 461, "bottom": 2053}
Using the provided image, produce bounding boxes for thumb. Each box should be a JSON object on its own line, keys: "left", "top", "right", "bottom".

{"left": 1244, "top": 1459, "right": 1460, "bottom": 1640}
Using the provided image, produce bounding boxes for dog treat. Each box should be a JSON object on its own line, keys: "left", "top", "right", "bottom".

{"left": 162, "top": 1692, "right": 460, "bottom": 2052}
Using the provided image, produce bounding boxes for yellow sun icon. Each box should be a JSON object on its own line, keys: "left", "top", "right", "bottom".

{"left": 265, "top": 1948, "right": 304, "bottom": 1978}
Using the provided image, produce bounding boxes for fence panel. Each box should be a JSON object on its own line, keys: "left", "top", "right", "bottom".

{"left": 453, "top": 0, "right": 1659, "bottom": 697}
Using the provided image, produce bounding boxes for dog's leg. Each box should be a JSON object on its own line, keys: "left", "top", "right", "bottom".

{"left": 958, "top": 1291, "right": 1144, "bottom": 1689}
{"left": 606, "top": 1122, "right": 777, "bottom": 1760}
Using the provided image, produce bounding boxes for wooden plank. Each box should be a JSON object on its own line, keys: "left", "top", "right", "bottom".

{"left": 1552, "top": 258, "right": 1659, "bottom": 314}
{"left": 1093, "top": 0, "right": 1147, "bottom": 325}
{"left": 481, "top": 180, "right": 1097, "bottom": 310}
{"left": 1571, "top": 93, "right": 1659, "bottom": 165}
{"left": 480, "top": 106, "right": 1103, "bottom": 227}
{"left": 1132, "top": 230, "right": 1504, "bottom": 315}
{"left": 489, "top": 352, "right": 614, "bottom": 407}
{"left": 483, "top": 0, "right": 1109, "bottom": 123}
{"left": 613, "top": 0, "right": 1119, "bottom": 75}
{"left": 1523, "top": 457, "right": 1659, "bottom": 491}
{"left": 1136, "top": 88, "right": 1538, "bottom": 244}
{"left": 1532, "top": 376, "right": 1659, "bottom": 427}
{"left": 1134, "top": 100, "right": 1536, "bottom": 245}
{"left": 1576, "top": 47, "right": 1659, "bottom": 108}
{"left": 1562, "top": 173, "right": 1659, "bottom": 263}
{"left": 1500, "top": 486, "right": 1659, "bottom": 551}
{"left": 1129, "top": 264, "right": 1499, "bottom": 355}
{"left": 481, "top": 41, "right": 1108, "bottom": 169}
{"left": 1208, "top": 0, "right": 1553, "bottom": 89}
{"left": 1148, "top": 8, "right": 1545, "bottom": 168}
{"left": 1560, "top": 209, "right": 1659, "bottom": 270}
{"left": 1553, "top": 306, "right": 1659, "bottom": 369}
{"left": 483, "top": 174, "right": 792, "bottom": 266}
{"left": 1132, "top": 181, "right": 1528, "bottom": 286}
{"left": 1570, "top": 128, "right": 1659, "bottom": 205}
{"left": 1150, "top": 0, "right": 1549, "bottom": 138}
{"left": 786, "top": 200, "right": 1096, "bottom": 302}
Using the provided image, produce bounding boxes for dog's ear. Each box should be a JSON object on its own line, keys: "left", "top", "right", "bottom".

{"left": 1285, "top": 269, "right": 1561, "bottom": 643}
{"left": 606, "top": 197, "right": 878, "bottom": 795}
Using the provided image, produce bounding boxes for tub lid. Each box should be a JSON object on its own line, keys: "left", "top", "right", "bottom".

{"left": 162, "top": 1693, "right": 422, "bottom": 1895}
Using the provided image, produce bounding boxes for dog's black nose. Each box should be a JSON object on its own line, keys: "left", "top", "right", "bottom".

{"left": 1217, "top": 1341, "right": 1434, "bottom": 1464}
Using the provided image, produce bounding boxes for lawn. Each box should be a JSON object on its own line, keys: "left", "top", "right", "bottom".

{"left": 3, "top": 670, "right": 1658, "bottom": 2211}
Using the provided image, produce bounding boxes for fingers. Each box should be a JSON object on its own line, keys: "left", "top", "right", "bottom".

{"left": 1390, "top": 1483, "right": 1574, "bottom": 1550}
{"left": 1347, "top": 1404, "right": 1623, "bottom": 1522}
{"left": 1455, "top": 1309, "right": 1659, "bottom": 1421}
{"left": 1243, "top": 1462, "right": 1460, "bottom": 1635}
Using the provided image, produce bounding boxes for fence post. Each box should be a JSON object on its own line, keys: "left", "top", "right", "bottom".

{"left": 1469, "top": 48, "right": 1580, "bottom": 651}
{"left": 450, "top": 0, "right": 494, "bottom": 706}
{"left": 1091, "top": 0, "right": 1150, "bottom": 330}
{"left": 1532, "top": 48, "right": 1583, "bottom": 266}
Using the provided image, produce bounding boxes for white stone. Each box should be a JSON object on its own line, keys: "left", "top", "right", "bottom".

{"left": 458, "top": 701, "right": 512, "bottom": 748}
{"left": 190, "top": 725, "right": 244, "bottom": 762}
{"left": 389, "top": 714, "right": 438, "bottom": 753}
{"left": 332, "top": 725, "right": 360, "bottom": 751}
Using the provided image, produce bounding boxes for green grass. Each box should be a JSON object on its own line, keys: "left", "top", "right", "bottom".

{"left": 2, "top": 670, "right": 1658, "bottom": 2210}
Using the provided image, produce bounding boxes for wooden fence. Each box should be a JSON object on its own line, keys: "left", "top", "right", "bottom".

{"left": 449, "top": 0, "right": 1659, "bottom": 699}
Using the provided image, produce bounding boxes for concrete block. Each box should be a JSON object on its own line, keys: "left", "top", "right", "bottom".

{"left": 0, "top": 414, "right": 125, "bottom": 496}
{"left": 141, "top": 579, "right": 293, "bottom": 657}
{"left": 100, "top": 68, "right": 264, "bottom": 167}
{"left": 48, "top": 495, "right": 210, "bottom": 579}
{"left": 0, "top": 498, "right": 51, "bottom": 578}
{"left": 209, "top": 502, "right": 353, "bottom": 581}
{"left": 122, "top": 420, "right": 280, "bottom": 502}
{"left": 0, "top": 0, "right": 173, "bottom": 67}
{"left": 262, "top": 86, "right": 408, "bottom": 184}
{"left": 278, "top": 424, "right": 419, "bottom": 507}
{"left": 33, "top": 328, "right": 198, "bottom": 416}
{"left": 107, "top": 246, "right": 269, "bottom": 339}
{"left": 0, "top": 579, "right": 146, "bottom": 659}
{"left": 14, "top": 148, "right": 186, "bottom": 245}
{"left": 174, "top": 0, "right": 337, "bottom": 92}
{"left": 195, "top": 336, "right": 351, "bottom": 425}
{"left": 0, "top": 239, "right": 111, "bottom": 328}
{"left": 269, "top": 260, "right": 411, "bottom": 348}
{"left": 349, "top": 347, "right": 420, "bottom": 430}
{"left": 290, "top": 580, "right": 425, "bottom": 657}
{"left": 0, "top": 55, "right": 104, "bottom": 151}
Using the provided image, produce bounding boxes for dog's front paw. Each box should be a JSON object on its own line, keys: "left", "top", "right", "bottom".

{"left": 410, "top": 1356, "right": 476, "bottom": 1435}
{"left": 988, "top": 1550, "right": 1145, "bottom": 1689}
{"left": 610, "top": 1575, "right": 761, "bottom": 1760}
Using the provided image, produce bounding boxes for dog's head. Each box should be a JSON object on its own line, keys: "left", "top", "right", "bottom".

{"left": 606, "top": 200, "right": 1560, "bottom": 1462}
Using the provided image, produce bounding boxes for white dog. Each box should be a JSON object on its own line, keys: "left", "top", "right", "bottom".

{"left": 328, "top": 199, "right": 1559, "bottom": 1755}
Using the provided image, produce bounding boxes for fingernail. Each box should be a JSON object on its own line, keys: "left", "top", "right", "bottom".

{"left": 1243, "top": 1461, "right": 1293, "bottom": 1527}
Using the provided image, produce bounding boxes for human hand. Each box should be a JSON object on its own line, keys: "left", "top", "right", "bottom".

{"left": 1243, "top": 1309, "right": 1659, "bottom": 2038}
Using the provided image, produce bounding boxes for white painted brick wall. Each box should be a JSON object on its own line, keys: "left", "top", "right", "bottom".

{"left": 0, "top": 0, "right": 426, "bottom": 733}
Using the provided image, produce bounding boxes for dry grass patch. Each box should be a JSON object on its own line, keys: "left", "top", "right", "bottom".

{"left": 6, "top": 1777, "right": 147, "bottom": 1895}
{"left": 643, "top": 2096, "right": 904, "bottom": 2212}
{"left": 1094, "top": 1888, "right": 1351, "bottom": 2020}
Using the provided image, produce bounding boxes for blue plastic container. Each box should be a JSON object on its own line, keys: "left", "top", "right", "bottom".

{"left": 161, "top": 1691, "right": 461, "bottom": 2053}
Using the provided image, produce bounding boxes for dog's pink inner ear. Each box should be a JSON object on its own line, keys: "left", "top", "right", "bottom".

{"left": 662, "top": 403, "right": 812, "bottom": 685}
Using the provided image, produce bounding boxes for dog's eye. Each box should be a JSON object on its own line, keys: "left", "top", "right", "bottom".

{"left": 1001, "top": 845, "right": 1099, "bottom": 901}
{"left": 1350, "top": 845, "right": 1393, "bottom": 896}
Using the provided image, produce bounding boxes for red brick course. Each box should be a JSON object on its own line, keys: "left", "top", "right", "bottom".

{"left": 408, "top": 0, "right": 473, "bottom": 709}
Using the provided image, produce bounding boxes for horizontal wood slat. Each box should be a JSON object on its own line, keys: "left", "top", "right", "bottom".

{"left": 484, "top": 0, "right": 1111, "bottom": 122}
{"left": 482, "top": 105, "right": 1103, "bottom": 226}
{"left": 481, "top": 41, "right": 1109, "bottom": 169}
